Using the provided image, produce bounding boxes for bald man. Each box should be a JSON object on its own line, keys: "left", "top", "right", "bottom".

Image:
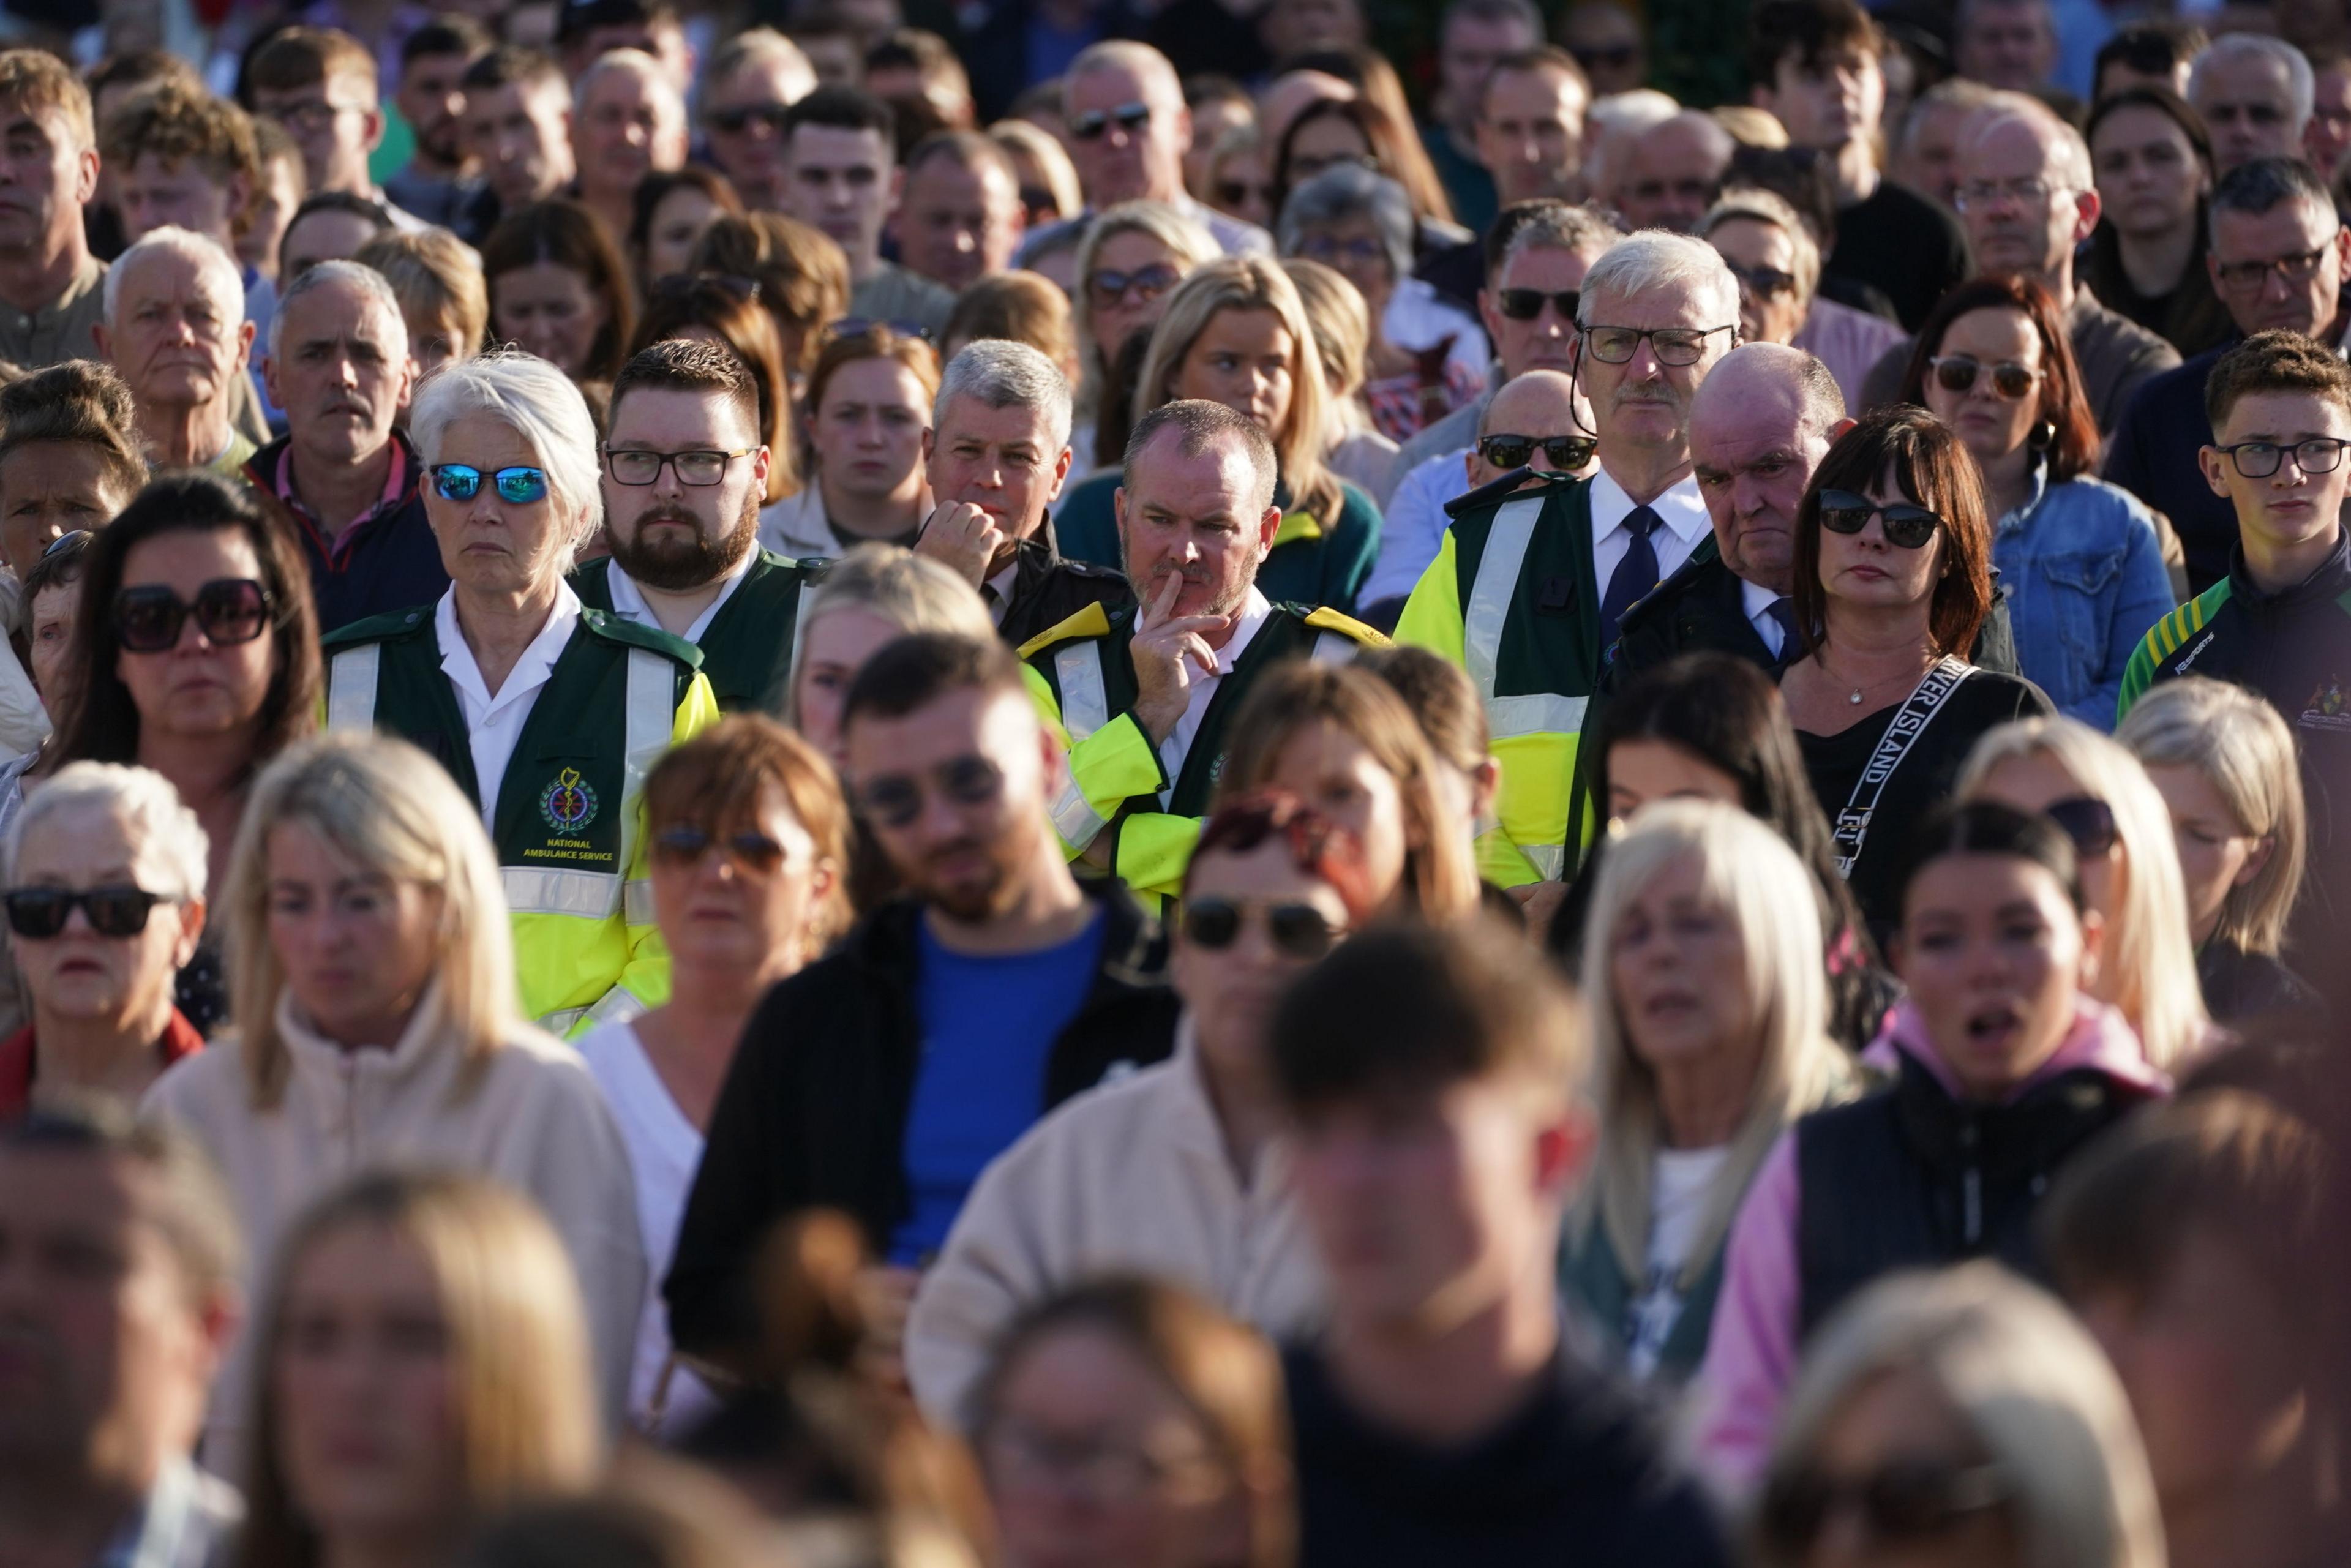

{"left": 1613, "top": 112, "right": 1733, "bottom": 233}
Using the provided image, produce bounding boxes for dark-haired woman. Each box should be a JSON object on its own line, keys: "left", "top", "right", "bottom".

{"left": 2081, "top": 86, "right": 2232, "bottom": 359}
{"left": 45, "top": 471, "right": 322, "bottom": 1033}
{"left": 1777, "top": 406, "right": 2053, "bottom": 941}
{"left": 482, "top": 198, "right": 638, "bottom": 403}
{"left": 630, "top": 272, "right": 799, "bottom": 505}
{"left": 629, "top": 165, "right": 744, "bottom": 293}
{"left": 1903, "top": 275, "right": 2173, "bottom": 727}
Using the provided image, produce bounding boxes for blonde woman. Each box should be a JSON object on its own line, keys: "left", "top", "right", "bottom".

{"left": 1565, "top": 800, "right": 1854, "bottom": 1386}
{"left": 1752, "top": 1263, "right": 2165, "bottom": 1568}
{"left": 1281, "top": 257, "right": 1403, "bottom": 506}
{"left": 1055, "top": 257, "right": 1383, "bottom": 614}
{"left": 1960, "top": 715, "right": 2212, "bottom": 1068}
{"left": 2117, "top": 677, "right": 2314, "bottom": 1022}
{"left": 235, "top": 1171, "right": 604, "bottom": 1568}
{"left": 786, "top": 544, "right": 996, "bottom": 767}
{"left": 1070, "top": 200, "right": 1220, "bottom": 469}
{"left": 144, "top": 732, "right": 645, "bottom": 1467}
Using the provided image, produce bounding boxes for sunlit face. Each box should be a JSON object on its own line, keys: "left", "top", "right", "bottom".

{"left": 1606, "top": 737, "right": 1742, "bottom": 825}
{"left": 1168, "top": 307, "right": 1295, "bottom": 440}
{"left": 1576, "top": 276, "right": 1733, "bottom": 453}
{"left": 1479, "top": 242, "right": 1591, "bottom": 381}
{"left": 1474, "top": 64, "right": 1586, "bottom": 206}
{"left": 1172, "top": 835, "right": 1354, "bottom": 1086}
{"left": 114, "top": 527, "right": 279, "bottom": 743}
{"left": 241, "top": 155, "right": 304, "bottom": 277}
{"left": 925, "top": 394, "right": 1073, "bottom": 549}
{"left": 1708, "top": 217, "right": 1805, "bottom": 345}
{"left": 264, "top": 280, "right": 411, "bottom": 468}
{"left": 574, "top": 65, "right": 686, "bottom": 203}
{"left": 406, "top": 306, "right": 471, "bottom": 386}
{"left": 1815, "top": 467, "right": 1950, "bottom": 620}
{"left": 896, "top": 154, "right": 1024, "bottom": 292}
{"left": 423, "top": 419, "right": 574, "bottom": 599}
{"left": 1115, "top": 432, "right": 1280, "bottom": 621}
{"left": 810, "top": 356, "right": 930, "bottom": 509}
{"left": 602, "top": 385, "right": 768, "bottom": 590}
{"left": 1921, "top": 306, "right": 2042, "bottom": 470}
{"left": 99, "top": 247, "right": 252, "bottom": 415}
{"left": 844, "top": 684, "right": 1057, "bottom": 923}
{"left": 1690, "top": 380, "right": 1834, "bottom": 595}
{"left": 792, "top": 607, "right": 907, "bottom": 767}
{"left": 2207, "top": 198, "right": 2347, "bottom": 340}
{"left": 463, "top": 79, "right": 574, "bottom": 208}
{"left": 264, "top": 820, "right": 443, "bottom": 1049}
{"left": 9, "top": 802, "right": 200, "bottom": 1033}
{"left": 1264, "top": 719, "right": 1412, "bottom": 910}
{"left": 1894, "top": 851, "right": 2093, "bottom": 1101}
{"left": 116, "top": 151, "right": 244, "bottom": 245}
{"left": 1955, "top": 116, "right": 2085, "bottom": 281}
{"left": 2091, "top": 105, "right": 2207, "bottom": 243}
{"left": 252, "top": 69, "right": 380, "bottom": 197}
{"left": 491, "top": 262, "right": 607, "bottom": 380}
{"left": 1617, "top": 119, "right": 1731, "bottom": 234}
{"left": 1761, "top": 45, "right": 1882, "bottom": 152}
{"left": 1893, "top": 97, "right": 1976, "bottom": 209}
{"left": 2200, "top": 389, "right": 2351, "bottom": 568}
{"left": 1086, "top": 230, "right": 1185, "bottom": 367}
{"left": 2142, "top": 762, "right": 2267, "bottom": 948}
{"left": 0, "top": 441, "right": 130, "bottom": 582}
{"left": 650, "top": 780, "right": 833, "bottom": 978}
{"left": 1793, "top": 1365, "right": 2020, "bottom": 1568}
{"left": 2194, "top": 53, "right": 2303, "bottom": 174}
{"left": 643, "top": 184, "right": 722, "bottom": 283}
{"left": 782, "top": 123, "right": 893, "bottom": 266}
{"left": 703, "top": 57, "right": 807, "bottom": 209}
{"left": 1065, "top": 63, "right": 1188, "bottom": 208}
{"left": 1608, "top": 852, "right": 1760, "bottom": 1086}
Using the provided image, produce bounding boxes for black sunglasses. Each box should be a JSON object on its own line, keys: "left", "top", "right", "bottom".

{"left": 708, "top": 102, "right": 789, "bottom": 135}
{"left": 1180, "top": 896, "right": 1345, "bottom": 960}
{"left": 1068, "top": 101, "right": 1152, "bottom": 141}
{"left": 1477, "top": 433, "right": 1597, "bottom": 471}
{"left": 856, "top": 755, "right": 1005, "bottom": 829}
{"left": 1817, "top": 488, "right": 1943, "bottom": 550}
{"left": 113, "top": 579, "right": 274, "bottom": 655}
{"left": 4, "top": 884, "right": 174, "bottom": 939}
{"left": 1760, "top": 1460, "right": 2010, "bottom": 1551}
{"left": 1727, "top": 261, "right": 1798, "bottom": 299}
{"left": 1495, "top": 287, "right": 1579, "bottom": 321}
{"left": 2044, "top": 795, "right": 2118, "bottom": 859}
{"left": 652, "top": 825, "right": 790, "bottom": 873}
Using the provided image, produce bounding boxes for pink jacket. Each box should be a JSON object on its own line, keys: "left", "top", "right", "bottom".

{"left": 1686, "top": 996, "right": 2169, "bottom": 1490}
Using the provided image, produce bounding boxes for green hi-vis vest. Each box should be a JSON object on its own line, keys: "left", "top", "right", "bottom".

{"left": 569, "top": 549, "right": 827, "bottom": 717}
{"left": 319, "top": 604, "right": 721, "bottom": 1038}
{"left": 1395, "top": 475, "right": 1600, "bottom": 887}
{"left": 1018, "top": 598, "right": 1387, "bottom": 905}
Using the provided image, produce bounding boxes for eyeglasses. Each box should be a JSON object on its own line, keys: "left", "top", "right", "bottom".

{"left": 2044, "top": 795, "right": 2118, "bottom": 859}
{"left": 604, "top": 448, "right": 756, "bottom": 486}
{"left": 1759, "top": 1460, "right": 2011, "bottom": 1552}
{"left": 2212, "top": 437, "right": 2351, "bottom": 478}
{"left": 113, "top": 579, "right": 274, "bottom": 654}
{"left": 4, "top": 884, "right": 175, "bottom": 939}
{"left": 1214, "top": 178, "right": 1271, "bottom": 209}
{"left": 2213, "top": 247, "right": 2327, "bottom": 294}
{"left": 1494, "top": 287, "right": 1579, "bottom": 321}
{"left": 1087, "top": 263, "right": 1180, "bottom": 309}
{"left": 1068, "top": 101, "right": 1152, "bottom": 141}
{"left": 1725, "top": 262, "right": 1798, "bottom": 299}
{"left": 651, "top": 825, "right": 792, "bottom": 873}
{"left": 980, "top": 1418, "right": 1209, "bottom": 1504}
{"left": 1581, "top": 323, "right": 1736, "bottom": 365}
{"left": 831, "top": 317, "right": 932, "bottom": 342}
{"left": 430, "top": 464, "right": 550, "bottom": 504}
{"left": 1477, "top": 432, "right": 1597, "bottom": 470}
{"left": 1952, "top": 176, "right": 2062, "bottom": 212}
{"left": 1180, "top": 896, "right": 1346, "bottom": 959}
{"left": 1294, "top": 233, "right": 1388, "bottom": 268}
{"left": 1817, "top": 487, "right": 1944, "bottom": 549}
{"left": 855, "top": 754, "right": 1005, "bottom": 828}
{"left": 707, "top": 102, "right": 789, "bottom": 135}
{"left": 1930, "top": 354, "right": 2040, "bottom": 399}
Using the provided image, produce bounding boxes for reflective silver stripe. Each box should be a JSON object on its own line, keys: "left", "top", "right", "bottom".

{"left": 504, "top": 865, "right": 623, "bottom": 917}
{"left": 1461, "top": 493, "right": 1546, "bottom": 699}
{"left": 1311, "top": 630, "right": 1359, "bottom": 664}
{"left": 325, "top": 644, "right": 381, "bottom": 731}
{"left": 1049, "top": 775, "right": 1108, "bottom": 847}
{"left": 624, "top": 879, "right": 655, "bottom": 925}
{"left": 583, "top": 985, "right": 645, "bottom": 1028}
{"left": 1054, "top": 643, "right": 1109, "bottom": 740}
{"left": 620, "top": 648, "right": 672, "bottom": 895}
{"left": 539, "top": 1005, "right": 587, "bottom": 1035}
{"left": 1521, "top": 844, "right": 1566, "bottom": 880}
{"left": 1486, "top": 692, "right": 1588, "bottom": 740}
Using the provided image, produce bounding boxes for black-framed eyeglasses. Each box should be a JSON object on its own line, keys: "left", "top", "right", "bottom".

{"left": 430, "top": 464, "right": 550, "bottom": 503}
{"left": 2212, "top": 436, "right": 2350, "bottom": 478}
{"left": 1495, "top": 287, "right": 1579, "bottom": 322}
{"left": 855, "top": 754, "right": 1005, "bottom": 828}
{"left": 651, "top": 825, "right": 792, "bottom": 873}
{"left": 1725, "top": 262, "right": 1798, "bottom": 299}
{"left": 1930, "top": 354, "right": 2039, "bottom": 399}
{"left": 113, "top": 579, "right": 274, "bottom": 654}
{"left": 1759, "top": 1460, "right": 2011, "bottom": 1551}
{"left": 1087, "top": 263, "right": 1180, "bottom": 309}
{"left": 604, "top": 448, "right": 756, "bottom": 486}
{"left": 707, "top": 102, "right": 789, "bottom": 135}
{"left": 1581, "top": 323, "right": 1736, "bottom": 365}
{"left": 1068, "top": 100, "right": 1152, "bottom": 141}
{"left": 1180, "top": 896, "right": 1346, "bottom": 959}
{"left": 2214, "top": 247, "right": 2328, "bottom": 294}
{"left": 2044, "top": 795, "right": 2118, "bottom": 859}
{"left": 1817, "top": 488, "right": 1943, "bottom": 549}
{"left": 3, "top": 884, "right": 176, "bottom": 939}
{"left": 1477, "top": 433, "right": 1597, "bottom": 470}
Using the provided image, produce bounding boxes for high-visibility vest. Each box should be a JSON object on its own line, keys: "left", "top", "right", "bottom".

{"left": 569, "top": 548, "right": 827, "bottom": 716}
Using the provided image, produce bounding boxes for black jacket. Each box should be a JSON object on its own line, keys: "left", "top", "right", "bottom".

{"left": 2105, "top": 341, "right": 2236, "bottom": 593}
{"left": 664, "top": 881, "right": 1179, "bottom": 1368}
{"left": 245, "top": 429, "right": 449, "bottom": 635}
{"left": 997, "top": 521, "right": 1136, "bottom": 653}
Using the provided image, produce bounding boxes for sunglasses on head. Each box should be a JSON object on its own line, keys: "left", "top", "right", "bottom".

{"left": 1068, "top": 101, "right": 1152, "bottom": 140}
{"left": 4, "top": 884, "right": 174, "bottom": 939}
{"left": 1817, "top": 488, "right": 1944, "bottom": 549}
{"left": 113, "top": 579, "right": 273, "bottom": 655}
{"left": 707, "top": 102, "right": 789, "bottom": 135}
{"left": 1180, "top": 896, "right": 1345, "bottom": 960}
{"left": 855, "top": 754, "right": 1005, "bottom": 829}
{"left": 430, "top": 464, "right": 550, "bottom": 504}
{"left": 1759, "top": 1459, "right": 2010, "bottom": 1551}
{"left": 652, "top": 824, "right": 792, "bottom": 874}
{"left": 2044, "top": 795, "right": 2118, "bottom": 858}
{"left": 1477, "top": 433, "right": 1597, "bottom": 471}
{"left": 1930, "top": 354, "right": 2039, "bottom": 399}
{"left": 1495, "top": 287, "right": 1579, "bottom": 321}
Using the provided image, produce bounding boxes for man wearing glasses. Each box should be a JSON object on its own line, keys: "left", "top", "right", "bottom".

{"left": 245, "top": 28, "right": 428, "bottom": 232}
{"left": 699, "top": 30, "right": 817, "bottom": 213}
{"left": 575, "top": 340, "right": 823, "bottom": 715}
{"left": 1398, "top": 231, "right": 1737, "bottom": 910}
{"left": 2107, "top": 156, "right": 2351, "bottom": 591}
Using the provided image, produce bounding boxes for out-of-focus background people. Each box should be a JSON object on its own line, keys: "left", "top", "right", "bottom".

{"left": 353, "top": 227, "right": 490, "bottom": 386}
{"left": 2083, "top": 86, "right": 2233, "bottom": 361}
{"left": 0, "top": 359, "right": 144, "bottom": 587}
{"left": 699, "top": 30, "right": 817, "bottom": 214}
{"left": 2190, "top": 33, "right": 2315, "bottom": 178}
{"left": 0, "top": 51, "right": 108, "bottom": 370}
{"left": 97, "top": 228, "right": 259, "bottom": 475}
{"left": 276, "top": 190, "right": 392, "bottom": 282}
{"left": 629, "top": 167, "right": 744, "bottom": 291}
{"left": 782, "top": 544, "right": 996, "bottom": 771}
{"left": 459, "top": 47, "right": 576, "bottom": 238}
{"left": 779, "top": 86, "right": 956, "bottom": 340}
{"left": 1280, "top": 256, "right": 1403, "bottom": 506}
{"left": 481, "top": 198, "right": 636, "bottom": 404}
{"left": 893, "top": 131, "right": 1027, "bottom": 294}
{"left": 384, "top": 18, "right": 492, "bottom": 232}
{"left": 1070, "top": 199, "right": 1219, "bottom": 471}
{"left": 246, "top": 28, "right": 424, "bottom": 228}
{"left": 1699, "top": 188, "right": 1902, "bottom": 411}
{"left": 762, "top": 326, "right": 939, "bottom": 558}
{"left": 570, "top": 50, "right": 689, "bottom": 253}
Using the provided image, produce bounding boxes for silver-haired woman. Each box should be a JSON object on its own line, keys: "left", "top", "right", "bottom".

{"left": 317, "top": 350, "right": 721, "bottom": 1038}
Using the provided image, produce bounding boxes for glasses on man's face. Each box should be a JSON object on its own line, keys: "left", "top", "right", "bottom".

{"left": 1087, "top": 263, "right": 1179, "bottom": 309}
{"left": 1494, "top": 287, "right": 1578, "bottom": 322}
{"left": 855, "top": 754, "right": 1005, "bottom": 829}
{"left": 1726, "top": 262, "right": 1798, "bottom": 299}
{"left": 113, "top": 579, "right": 274, "bottom": 654}
{"left": 707, "top": 102, "right": 789, "bottom": 135}
{"left": 604, "top": 448, "right": 754, "bottom": 486}
{"left": 1581, "top": 323, "right": 1735, "bottom": 366}
{"left": 430, "top": 464, "right": 550, "bottom": 504}
{"left": 1214, "top": 178, "right": 1270, "bottom": 210}
{"left": 2214, "top": 247, "right": 2328, "bottom": 294}
{"left": 1477, "top": 432, "right": 1597, "bottom": 470}
{"left": 1952, "top": 176, "right": 2062, "bottom": 212}
{"left": 2043, "top": 795, "right": 2118, "bottom": 859}
{"left": 2211, "top": 436, "right": 2351, "bottom": 478}
{"left": 1817, "top": 487, "right": 1944, "bottom": 549}
{"left": 1930, "top": 354, "right": 2039, "bottom": 399}
{"left": 1180, "top": 896, "right": 1347, "bottom": 960}
{"left": 1068, "top": 101, "right": 1152, "bottom": 141}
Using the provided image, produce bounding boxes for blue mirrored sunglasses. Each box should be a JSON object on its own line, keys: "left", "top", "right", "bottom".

{"left": 430, "top": 464, "right": 550, "bottom": 504}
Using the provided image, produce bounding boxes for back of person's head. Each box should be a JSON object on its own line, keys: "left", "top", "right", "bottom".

{"left": 839, "top": 629, "right": 1028, "bottom": 736}
{"left": 2203, "top": 326, "right": 2351, "bottom": 433}
{"left": 687, "top": 211, "right": 853, "bottom": 381}
{"left": 641, "top": 714, "right": 853, "bottom": 953}
{"left": 940, "top": 274, "right": 1078, "bottom": 383}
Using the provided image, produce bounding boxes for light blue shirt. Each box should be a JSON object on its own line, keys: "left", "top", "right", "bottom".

{"left": 1993, "top": 464, "right": 2175, "bottom": 729}
{"left": 1363, "top": 446, "right": 1471, "bottom": 610}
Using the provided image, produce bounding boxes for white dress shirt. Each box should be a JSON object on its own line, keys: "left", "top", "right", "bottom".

{"left": 1158, "top": 587, "right": 1272, "bottom": 809}
{"left": 1589, "top": 464, "right": 1712, "bottom": 595}
{"left": 436, "top": 582, "right": 583, "bottom": 833}
{"left": 604, "top": 548, "right": 756, "bottom": 643}
{"left": 1742, "top": 576, "right": 1793, "bottom": 659}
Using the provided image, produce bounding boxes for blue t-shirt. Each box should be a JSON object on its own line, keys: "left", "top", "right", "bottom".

{"left": 888, "top": 906, "right": 1107, "bottom": 1265}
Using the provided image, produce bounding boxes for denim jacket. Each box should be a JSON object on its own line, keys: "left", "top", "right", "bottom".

{"left": 1993, "top": 465, "right": 2175, "bottom": 729}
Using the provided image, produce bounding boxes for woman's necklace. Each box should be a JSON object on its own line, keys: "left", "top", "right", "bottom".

{"left": 1817, "top": 648, "right": 1937, "bottom": 707}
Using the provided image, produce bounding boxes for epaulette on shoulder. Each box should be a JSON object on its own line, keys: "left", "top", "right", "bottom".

{"left": 1298, "top": 606, "right": 1391, "bottom": 647}
{"left": 1017, "top": 599, "right": 1117, "bottom": 660}
{"left": 1442, "top": 465, "right": 1583, "bottom": 520}
{"left": 321, "top": 604, "right": 435, "bottom": 650}
{"left": 1051, "top": 555, "right": 1127, "bottom": 581}
{"left": 759, "top": 546, "right": 830, "bottom": 577}
{"left": 579, "top": 607, "right": 705, "bottom": 670}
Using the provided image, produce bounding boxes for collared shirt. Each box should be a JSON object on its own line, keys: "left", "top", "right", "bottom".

{"left": 984, "top": 559, "right": 1019, "bottom": 626}
{"left": 604, "top": 547, "right": 756, "bottom": 643}
{"left": 758, "top": 486, "right": 845, "bottom": 560}
{"left": 1589, "top": 465, "right": 1711, "bottom": 594}
{"left": 435, "top": 581, "right": 583, "bottom": 830}
{"left": 0, "top": 253, "right": 105, "bottom": 369}
{"left": 1741, "top": 576, "right": 1791, "bottom": 660}
{"left": 272, "top": 437, "right": 411, "bottom": 548}
{"left": 1159, "top": 586, "right": 1271, "bottom": 808}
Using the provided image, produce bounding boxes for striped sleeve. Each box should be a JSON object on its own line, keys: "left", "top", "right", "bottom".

{"left": 2116, "top": 582, "right": 2228, "bottom": 722}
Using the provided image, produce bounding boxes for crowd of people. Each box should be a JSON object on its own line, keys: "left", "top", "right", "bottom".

{"left": 3, "top": 0, "right": 2351, "bottom": 1564}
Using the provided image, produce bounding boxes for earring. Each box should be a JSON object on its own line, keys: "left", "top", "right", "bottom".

{"left": 2028, "top": 419, "right": 2055, "bottom": 452}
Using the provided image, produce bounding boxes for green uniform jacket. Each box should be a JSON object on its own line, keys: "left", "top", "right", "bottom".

{"left": 1394, "top": 473, "right": 1599, "bottom": 887}
{"left": 320, "top": 602, "right": 722, "bottom": 1038}
{"left": 569, "top": 549, "right": 825, "bottom": 717}
{"left": 1019, "top": 598, "right": 1387, "bottom": 904}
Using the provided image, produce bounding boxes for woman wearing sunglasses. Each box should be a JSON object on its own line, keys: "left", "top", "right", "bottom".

{"left": 1749, "top": 1262, "right": 2164, "bottom": 1568}
{"left": 1778, "top": 406, "right": 2052, "bottom": 942}
{"left": 1695, "top": 802, "right": 2170, "bottom": 1487}
{"left": 576, "top": 715, "right": 849, "bottom": 1436}
{"left": 317, "top": 352, "right": 719, "bottom": 1040}
{"left": 1900, "top": 275, "right": 2175, "bottom": 728}
{"left": 45, "top": 472, "right": 322, "bottom": 1035}
{"left": 906, "top": 791, "right": 1371, "bottom": 1425}
{"left": 1960, "top": 715, "right": 2213, "bottom": 1070}
{"left": 1070, "top": 201, "right": 1220, "bottom": 471}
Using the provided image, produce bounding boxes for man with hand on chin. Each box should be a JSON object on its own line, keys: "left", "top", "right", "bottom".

{"left": 1022, "top": 399, "right": 1385, "bottom": 905}
{"left": 574, "top": 339, "right": 825, "bottom": 715}
{"left": 913, "top": 340, "right": 1131, "bottom": 651}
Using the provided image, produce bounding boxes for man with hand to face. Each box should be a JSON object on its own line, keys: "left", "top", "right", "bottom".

{"left": 913, "top": 339, "right": 1131, "bottom": 650}
{"left": 1022, "top": 399, "right": 1387, "bottom": 905}
{"left": 95, "top": 228, "right": 258, "bottom": 474}
{"left": 574, "top": 340, "right": 824, "bottom": 715}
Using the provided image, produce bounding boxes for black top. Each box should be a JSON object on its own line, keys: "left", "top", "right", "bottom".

{"left": 1794, "top": 668, "right": 2053, "bottom": 942}
{"left": 1283, "top": 1342, "right": 1731, "bottom": 1568}
{"left": 2198, "top": 942, "right": 2324, "bottom": 1026}
{"left": 1824, "top": 178, "right": 1971, "bottom": 332}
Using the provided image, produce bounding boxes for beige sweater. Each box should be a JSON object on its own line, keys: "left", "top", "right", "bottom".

{"left": 144, "top": 987, "right": 646, "bottom": 1471}
{"left": 906, "top": 1027, "right": 1327, "bottom": 1428}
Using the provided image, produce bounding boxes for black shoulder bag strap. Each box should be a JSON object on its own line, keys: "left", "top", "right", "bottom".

{"left": 1831, "top": 656, "right": 1974, "bottom": 877}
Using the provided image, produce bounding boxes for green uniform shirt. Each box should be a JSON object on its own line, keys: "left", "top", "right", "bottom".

{"left": 570, "top": 549, "right": 825, "bottom": 716}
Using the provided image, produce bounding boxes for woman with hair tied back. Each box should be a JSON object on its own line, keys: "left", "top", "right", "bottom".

{"left": 2117, "top": 676, "right": 2317, "bottom": 1023}
{"left": 1280, "top": 258, "right": 1403, "bottom": 508}
{"left": 1902, "top": 274, "right": 2174, "bottom": 727}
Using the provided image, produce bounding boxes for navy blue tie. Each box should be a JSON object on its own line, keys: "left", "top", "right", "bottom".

{"left": 1767, "top": 596, "right": 1802, "bottom": 656}
{"left": 1597, "top": 505, "right": 1662, "bottom": 653}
